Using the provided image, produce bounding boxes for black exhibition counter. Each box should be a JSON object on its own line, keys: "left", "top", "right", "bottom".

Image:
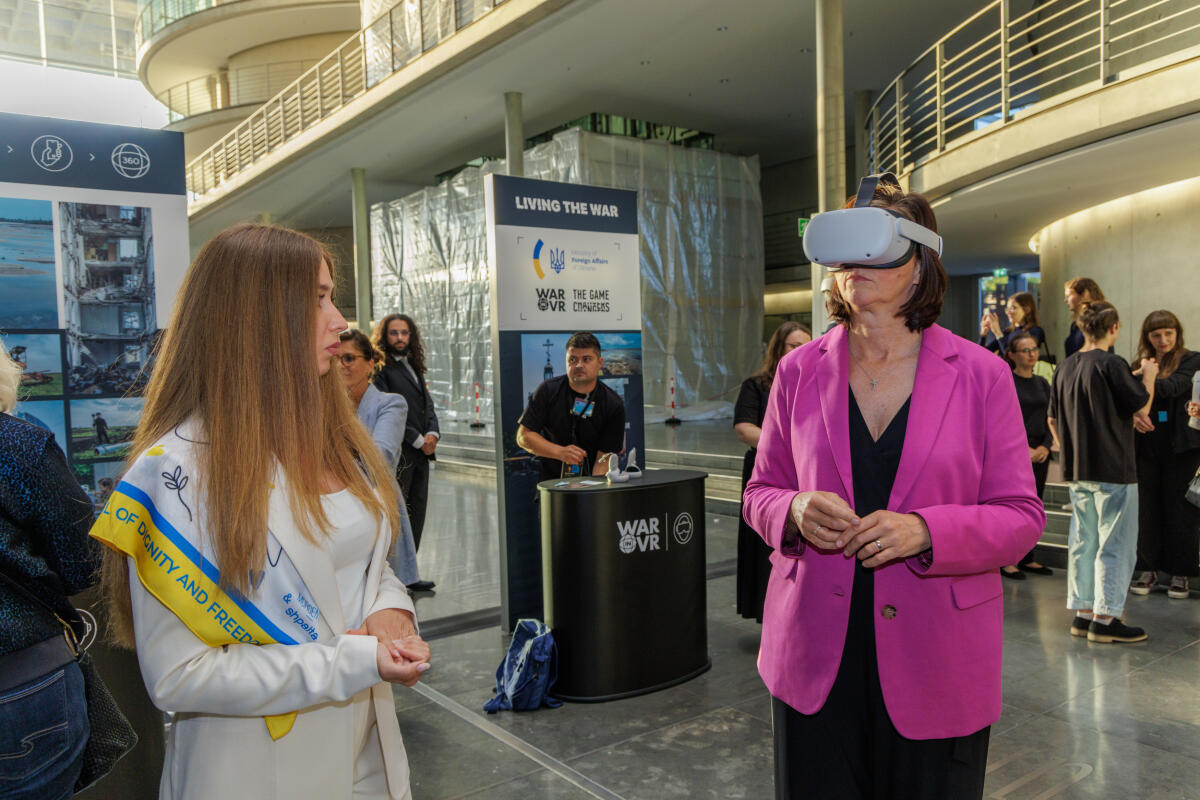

{"left": 538, "top": 469, "right": 710, "bottom": 702}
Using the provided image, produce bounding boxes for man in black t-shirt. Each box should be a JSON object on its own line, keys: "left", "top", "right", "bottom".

{"left": 516, "top": 332, "right": 626, "bottom": 481}
{"left": 1048, "top": 302, "right": 1156, "bottom": 644}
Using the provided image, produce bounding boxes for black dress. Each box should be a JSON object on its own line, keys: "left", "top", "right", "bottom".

{"left": 1134, "top": 351, "right": 1200, "bottom": 577}
{"left": 772, "top": 390, "right": 990, "bottom": 800}
{"left": 1012, "top": 372, "right": 1052, "bottom": 566}
{"left": 734, "top": 376, "right": 771, "bottom": 622}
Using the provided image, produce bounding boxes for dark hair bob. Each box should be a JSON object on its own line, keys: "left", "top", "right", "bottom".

{"left": 825, "top": 182, "right": 948, "bottom": 332}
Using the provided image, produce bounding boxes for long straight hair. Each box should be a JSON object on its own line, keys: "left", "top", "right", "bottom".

{"left": 1005, "top": 292, "right": 1040, "bottom": 333}
{"left": 101, "top": 224, "right": 400, "bottom": 646}
{"left": 753, "top": 321, "right": 808, "bottom": 389}
{"left": 1136, "top": 309, "right": 1186, "bottom": 379}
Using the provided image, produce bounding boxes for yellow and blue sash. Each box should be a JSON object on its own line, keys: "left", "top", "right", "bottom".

{"left": 92, "top": 459, "right": 322, "bottom": 740}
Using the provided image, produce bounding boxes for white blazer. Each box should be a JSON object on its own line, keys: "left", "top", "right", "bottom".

{"left": 124, "top": 424, "right": 415, "bottom": 799}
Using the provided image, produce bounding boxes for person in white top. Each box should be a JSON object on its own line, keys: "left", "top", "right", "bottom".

{"left": 93, "top": 223, "right": 430, "bottom": 800}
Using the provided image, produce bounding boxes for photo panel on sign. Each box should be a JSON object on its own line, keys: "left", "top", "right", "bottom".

{"left": 0, "top": 197, "right": 58, "bottom": 330}
{"left": 13, "top": 398, "right": 68, "bottom": 452}
{"left": 3, "top": 330, "right": 65, "bottom": 397}
{"left": 59, "top": 201, "right": 156, "bottom": 396}
{"left": 68, "top": 395, "right": 145, "bottom": 462}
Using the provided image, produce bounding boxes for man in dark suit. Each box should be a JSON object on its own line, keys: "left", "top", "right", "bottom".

{"left": 372, "top": 314, "right": 438, "bottom": 592}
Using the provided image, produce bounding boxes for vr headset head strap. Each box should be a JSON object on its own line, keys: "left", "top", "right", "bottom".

{"left": 853, "top": 172, "right": 901, "bottom": 208}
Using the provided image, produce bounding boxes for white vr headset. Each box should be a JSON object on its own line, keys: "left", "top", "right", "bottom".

{"left": 802, "top": 173, "right": 943, "bottom": 270}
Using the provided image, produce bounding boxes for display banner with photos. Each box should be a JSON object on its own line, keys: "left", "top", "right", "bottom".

{"left": 0, "top": 112, "right": 186, "bottom": 511}
{"left": 485, "top": 174, "right": 644, "bottom": 630}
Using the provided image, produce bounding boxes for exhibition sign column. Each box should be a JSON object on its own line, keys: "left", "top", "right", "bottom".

{"left": 485, "top": 174, "right": 643, "bottom": 630}
{"left": 0, "top": 110, "right": 186, "bottom": 798}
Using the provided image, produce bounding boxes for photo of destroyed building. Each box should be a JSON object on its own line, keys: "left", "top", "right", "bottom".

{"left": 59, "top": 203, "right": 156, "bottom": 395}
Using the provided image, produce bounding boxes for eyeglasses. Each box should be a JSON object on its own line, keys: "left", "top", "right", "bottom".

{"left": 1013, "top": 347, "right": 1038, "bottom": 355}
{"left": 337, "top": 354, "right": 367, "bottom": 365}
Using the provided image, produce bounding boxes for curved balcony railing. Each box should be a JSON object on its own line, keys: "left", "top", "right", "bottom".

{"left": 865, "top": 0, "right": 1200, "bottom": 176}
{"left": 136, "top": 0, "right": 225, "bottom": 45}
{"left": 185, "top": 0, "right": 503, "bottom": 201}
{"left": 159, "top": 60, "right": 320, "bottom": 121}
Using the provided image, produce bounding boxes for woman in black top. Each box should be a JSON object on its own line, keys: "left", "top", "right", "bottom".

{"left": 0, "top": 343, "right": 101, "bottom": 799}
{"left": 1000, "top": 332, "right": 1053, "bottom": 579}
{"left": 733, "top": 321, "right": 810, "bottom": 622}
{"left": 1062, "top": 277, "right": 1106, "bottom": 358}
{"left": 979, "top": 292, "right": 1045, "bottom": 359}
{"left": 1129, "top": 310, "right": 1200, "bottom": 600}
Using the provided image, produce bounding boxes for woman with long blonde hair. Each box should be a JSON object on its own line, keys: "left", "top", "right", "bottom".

{"left": 93, "top": 224, "right": 429, "bottom": 799}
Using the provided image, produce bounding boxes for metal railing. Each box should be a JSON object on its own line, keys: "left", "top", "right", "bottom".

{"left": 136, "top": 0, "right": 226, "bottom": 44}
{"left": 865, "top": 0, "right": 1200, "bottom": 176}
{"left": 185, "top": 0, "right": 503, "bottom": 200}
{"left": 158, "top": 60, "right": 319, "bottom": 121}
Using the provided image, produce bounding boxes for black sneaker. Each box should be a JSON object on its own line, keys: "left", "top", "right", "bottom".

{"left": 1069, "top": 616, "right": 1091, "bottom": 637}
{"left": 1087, "top": 619, "right": 1148, "bottom": 643}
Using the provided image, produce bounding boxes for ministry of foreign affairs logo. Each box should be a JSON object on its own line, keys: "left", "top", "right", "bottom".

{"left": 111, "top": 143, "right": 151, "bottom": 179}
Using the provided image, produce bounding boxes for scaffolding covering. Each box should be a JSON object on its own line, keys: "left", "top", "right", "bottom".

{"left": 370, "top": 128, "right": 764, "bottom": 421}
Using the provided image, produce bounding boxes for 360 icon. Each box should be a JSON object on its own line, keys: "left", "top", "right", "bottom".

{"left": 111, "top": 142, "right": 151, "bottom": 179}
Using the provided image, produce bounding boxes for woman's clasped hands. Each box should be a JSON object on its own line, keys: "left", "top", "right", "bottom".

{"left": 348, "top": 608, "right": 431, "bottom": 687}
{"left": 789, "top": 491, "right": 932, "bottom": 568}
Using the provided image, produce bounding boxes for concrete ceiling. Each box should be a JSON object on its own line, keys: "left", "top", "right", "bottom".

{"left": 187, "top": 0, "right": 981, "bottom": 242}
{"left": 931, "top": 111, "right": 1200, "bottom": 275}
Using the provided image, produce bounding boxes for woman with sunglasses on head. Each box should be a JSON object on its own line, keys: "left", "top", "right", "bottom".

{"left": 999, "top": 332, "right": 1054, "bottom": 580}
{"left": 1128, "top": 310, "right": 1200, "bottom": 600}
{"left": 745, "top": 177, "right": 1043, "bottom": 799}
{"left": 980, "top": 292, "right": 1045, "bottom": 359}
{"left": 336, "top": 328, "right": 427, "bottom": 593}
{"left": 734, "top": 321, "right": 811, "bottom": 623}
{"left": 92, "top": 224, "right": 430, "bottom": 800}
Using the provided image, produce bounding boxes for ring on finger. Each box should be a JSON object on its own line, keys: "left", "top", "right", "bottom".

{"left": 812, "top": 524, "right": 824, "bottom": 537}
{"left": 874, "top": 539, "right": 884, "bottom": 551}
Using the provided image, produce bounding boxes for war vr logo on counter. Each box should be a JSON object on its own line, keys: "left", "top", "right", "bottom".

{"left": 616, "top": 512, "right": 695, "bottom": 554}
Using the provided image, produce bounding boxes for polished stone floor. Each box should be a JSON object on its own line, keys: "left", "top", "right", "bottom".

{"left": 401, "top": 471, "right": 1200, "bottom": 800}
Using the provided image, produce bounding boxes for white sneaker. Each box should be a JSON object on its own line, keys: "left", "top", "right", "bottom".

{"left": 1129, "top": 571, "right": 1156, "bottom": 596}
{"left": 1167, "top": 576, "right": 1190, "bottom": 600}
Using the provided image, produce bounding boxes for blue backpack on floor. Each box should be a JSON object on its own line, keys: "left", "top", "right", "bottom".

{"left": 483, "top": 619, "right": 563, "bottom": 713}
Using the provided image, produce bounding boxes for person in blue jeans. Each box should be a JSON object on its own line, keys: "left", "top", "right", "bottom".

{"left": 0, "top": 342, "right": 101, "bottom": 799}
{"left": 1048, "top": 302, "right": 1157, "bottom": 643}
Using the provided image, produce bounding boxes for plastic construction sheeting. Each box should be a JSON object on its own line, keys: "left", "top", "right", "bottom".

{"left": 370, "top": 128, "right": 764, "bottom": 422}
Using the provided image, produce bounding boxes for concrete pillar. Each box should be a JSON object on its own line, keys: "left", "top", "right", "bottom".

{"left": 853, "top": 89, "right": 872, "bottom": 181}
{"left": 504, "top": 91, "right": 524, "bottom": 177}
{"left": 351, "top": 167, "right": 372, "bottom": 327}
{"left": 812, "top": 0, "right": 846, "bottom": 334}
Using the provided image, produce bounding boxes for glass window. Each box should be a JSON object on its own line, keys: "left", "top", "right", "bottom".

{"left": 43, "top": 1, "right": 114, "bottom": 72}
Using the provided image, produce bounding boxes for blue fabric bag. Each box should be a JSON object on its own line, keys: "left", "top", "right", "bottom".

{"left": 483, "top": 619, "right": 564, "bottom": 713}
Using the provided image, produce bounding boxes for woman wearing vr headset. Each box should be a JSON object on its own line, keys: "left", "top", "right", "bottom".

{"left": 744, "top": 175, "right": 1044, "bottom": 799}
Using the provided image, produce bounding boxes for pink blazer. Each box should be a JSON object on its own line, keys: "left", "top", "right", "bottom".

{"left": 743, "top": 324, "right": 1045, "bottom": 740}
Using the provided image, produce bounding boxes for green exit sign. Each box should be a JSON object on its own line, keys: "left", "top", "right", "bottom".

{"left": 992, "top": 267, "right": 1008, "bottom": 278}
{"left": 797, "top": 217, "right": 810, "bottom": 237}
